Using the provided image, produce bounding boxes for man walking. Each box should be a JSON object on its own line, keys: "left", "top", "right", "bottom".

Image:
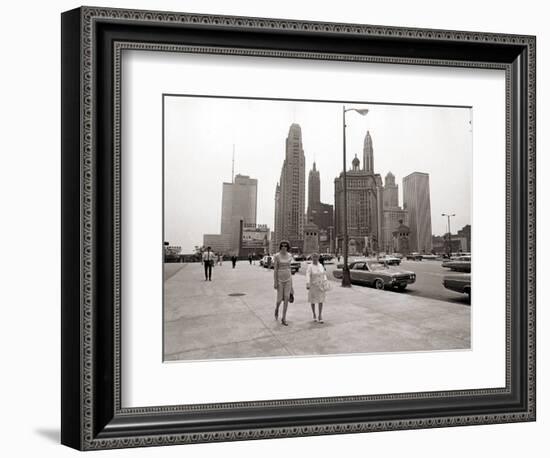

{"left": 202, "top": 246, "right": 216, "bottom": 281}
{"left": 231, "top": 255, "right": 237, "bottom": 269}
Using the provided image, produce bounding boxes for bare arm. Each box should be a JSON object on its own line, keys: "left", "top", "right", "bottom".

{"left": 273, "top": 255, "right": 279, "bottom": 288}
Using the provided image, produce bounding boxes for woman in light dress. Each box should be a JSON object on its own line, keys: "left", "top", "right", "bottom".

{"left": 305, "top": 252, "right": 328, "bottom": 323}
{"left": 273, "top": 240, "right": 293, "bottom": 326}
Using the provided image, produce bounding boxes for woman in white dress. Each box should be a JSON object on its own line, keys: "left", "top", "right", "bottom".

{"left": 273, "top": 240, "right": 293, "bottom": 326}
{"left": 306, "top": 252, "right": 328, "bottom": 323}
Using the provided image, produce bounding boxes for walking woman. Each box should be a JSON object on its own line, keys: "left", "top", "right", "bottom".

{"left": 306, "top": 252, "right": 329, "bottom": 323}
{"left": 273, "top": 240, "right": 293, "bottom": 326}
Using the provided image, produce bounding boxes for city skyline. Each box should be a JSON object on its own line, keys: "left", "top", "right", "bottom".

{"left": 164, "top": 96, "right": 472, "bottom": 252}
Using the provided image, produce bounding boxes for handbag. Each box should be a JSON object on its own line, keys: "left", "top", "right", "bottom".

{"left": 320, "top": 278, "right": 332, "bottom": 292}
{"left": 289, "top": 292, "right": 294, "bottom": 303}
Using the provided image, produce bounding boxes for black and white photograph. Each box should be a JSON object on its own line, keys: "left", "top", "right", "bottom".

{"left": 163, "top": 96, "right": 473, "bottom": 362}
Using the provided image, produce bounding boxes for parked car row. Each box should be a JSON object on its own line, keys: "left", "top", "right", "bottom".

{"left": 330, "top": 257, "right": 471, "bottom": 301}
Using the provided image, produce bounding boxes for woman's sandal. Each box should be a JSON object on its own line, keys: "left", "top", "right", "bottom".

{"left": 281, "top": 319, "right": 288, "bottom": 326}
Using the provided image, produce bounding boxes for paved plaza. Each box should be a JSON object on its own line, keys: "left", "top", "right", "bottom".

{"left": 163, "top": 261, "right": 471, "bottom": 361}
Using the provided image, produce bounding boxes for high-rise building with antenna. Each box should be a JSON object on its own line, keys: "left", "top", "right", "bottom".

{"left": 274, "top": 123, "right": 306, "bottom": 250}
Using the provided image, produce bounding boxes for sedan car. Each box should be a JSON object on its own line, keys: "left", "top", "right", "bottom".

{"left": 442, "top": 256, "right": 471, "bottom": 273}
{"left": 406, "top": 252, "right": 423, "bottom": 261}
{"left": 261, "top": 255, "right": 300, "bottom": 274}
{"left": 443, "top": 273, "right": 471, "bottom": 299}
{"left": 378, "top": 254, "right": 401, "bottom": 265}
{"left": 332, "top": 260, "right": 416, "bottom": 291}
{"left": 290, "top": 258, "right": 301, "bottom": 274}
{"left": 261, "top": 255, "right": 273, "bottom": 268}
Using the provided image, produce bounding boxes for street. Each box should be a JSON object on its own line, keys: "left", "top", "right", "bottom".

{"left": 304, "top": 259, "right": 470, "bottom": 305}
{"left": 163, "top": 260, "right": 470, "bottom": 362}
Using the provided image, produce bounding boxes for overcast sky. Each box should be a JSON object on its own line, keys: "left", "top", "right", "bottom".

{"left": 164, "top": 96, "right": 472, "bottom": 252}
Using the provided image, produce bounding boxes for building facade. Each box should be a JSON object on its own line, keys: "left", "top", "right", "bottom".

{"left": 202, "top": 233, "right": 232, "bottom": 254}
{"left": 392, "top": 220, "right": 411, "bottom": 255}
{"left": 381, "top": 172, "right": 408, "bottom": 253}
{"left": 274, "top": 123, "right": 306, "bottom": 249}
{"left": 457, "top": 224, "right": 471, "bottom": 252}
{"left": 240, "top": 223, "right": 270, "bottom": 257}
{"left": 306, "top": 162, "right": 334, "bottom": 253}
{"left": 403, "top": 172, "right": 433, "bottom": 253}
{"left": 220, "top": 174, "right": 258, "bottom": 253}
{"left": 303, "top": 221, "right": 320, "bottom": 256}
{"left": 334, "top": 132, "right": 384, "bottom": 256}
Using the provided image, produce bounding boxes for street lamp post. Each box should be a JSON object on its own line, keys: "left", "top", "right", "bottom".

{"left": 341, "top": 106, "right": 369, "bottom": 287}
{"left": 441, "top": 213, "right": 455, "bottom": 256}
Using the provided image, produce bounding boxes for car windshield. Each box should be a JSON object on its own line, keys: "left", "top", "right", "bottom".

{"left": 368, "top": 261, "right": 388, "bottom": 270}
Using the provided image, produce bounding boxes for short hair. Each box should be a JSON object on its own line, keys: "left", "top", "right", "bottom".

{"left": 207, "top": 246, "right": 211, "bottom": 250}
{"left": 279, "top": 240, "right": 290, "bottom": 249}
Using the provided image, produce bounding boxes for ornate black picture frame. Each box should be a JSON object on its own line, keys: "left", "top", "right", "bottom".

{"left": 61, "top": 6, "right": 536, "bottom": 450}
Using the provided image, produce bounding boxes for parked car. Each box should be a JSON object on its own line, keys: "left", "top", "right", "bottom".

{"left": 332, "top": 260, "right": 416, "bottom": 291}
{"left": 442, "top": 256, "right": 471, "bottom": 273}
{"left": 290, "top": 258, "right": 301, "bottom": 274}
{"left": 261, "top": 255, "right": 300, "bottom": 274}
{"left": 443, "top": 273, "right": 471, "bottom": 299}
{"left": 378, "top": 254, "right": 401, "bottom": 265}
{"left": 261, "top": 255, "right": 273, "bottom": 268}
{"left": 421, "top": 254, "right": 440, "bottom": 261}
{"left": 406, "top": 252, "right": 423, "bottom": 261}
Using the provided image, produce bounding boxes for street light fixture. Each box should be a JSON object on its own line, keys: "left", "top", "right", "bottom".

{"left": 441, "top": 213, "right": 456, "bottom": 256}
{"left": 341, "top": 106, "right": 369, "bottom": 287}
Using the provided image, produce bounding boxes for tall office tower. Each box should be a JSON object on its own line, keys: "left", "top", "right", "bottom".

{"left": 403, "top": 172, "right": 433, "bottom": 253}
{"left": 276, "top": 123, "right": 306, "bottom": 248}
{"left": 363, "top": 131, "right": 374, "bottom": 172}
{"left": 307, "top": 161, "right": 321, "bottom": 217}
{"left": 220, "top": 173, "right": 258, "bottom": 253}
{"left": 307, "top": 162, "right": 334, "bottom": 253}
{"left": 273, "top": 183, "right": 281, "bottom": 250}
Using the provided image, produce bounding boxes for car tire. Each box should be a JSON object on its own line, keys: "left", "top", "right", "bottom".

{"left": 374, "top": 279, "right": 384, "bottom": 290}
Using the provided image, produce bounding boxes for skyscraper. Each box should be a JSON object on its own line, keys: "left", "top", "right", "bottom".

{"left": 307, "top": 161, "right": 321, "bottom": 216}
{"left": 382, "top": 171, "right": 399, "bottom": 208}
{"left": 403, "top": 172, "right": 432, "bottom": 253}
{"left": 334, "top": 132, "right": 384, "bottom": 256}
{"left": 220, "top": 174, "right": 258, "bottom": 253}
{"left": 363, "top": 131, "right": 374, "bottom": 172}
{"left": 307, "top": 162, "right": 334, "bottom": 253}
{"left": 274, "top": 123, "right": 306, "bottom": 249}
{"left": 273, "top": 183, "right": 281, "bottom": 250}
{"left": 381, "top": 171, "right": 408, "bottom": 253}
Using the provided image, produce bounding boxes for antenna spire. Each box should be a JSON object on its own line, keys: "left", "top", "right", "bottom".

{"left": 232, "top": 144, "right": 235, "bottom": 183}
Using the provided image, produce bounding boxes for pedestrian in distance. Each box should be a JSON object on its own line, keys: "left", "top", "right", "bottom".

{"left": 248, "top": 254, "right": 253, "bottom": 265}
{"left": 273, "top": 240, "right": 294, "bottom": 326}
{"left": 202, "top": 246, "right": 216, "bottom": 281}
{"left": 231, "top": 254, "right": 237, "bottom": 269}
{"left": 217, "top": 253, "right": 223, "bottom": 266}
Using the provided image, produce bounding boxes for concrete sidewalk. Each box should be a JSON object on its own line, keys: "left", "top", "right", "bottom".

{"left": 163, "top": 262, "right": 470, "bottom": 361}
